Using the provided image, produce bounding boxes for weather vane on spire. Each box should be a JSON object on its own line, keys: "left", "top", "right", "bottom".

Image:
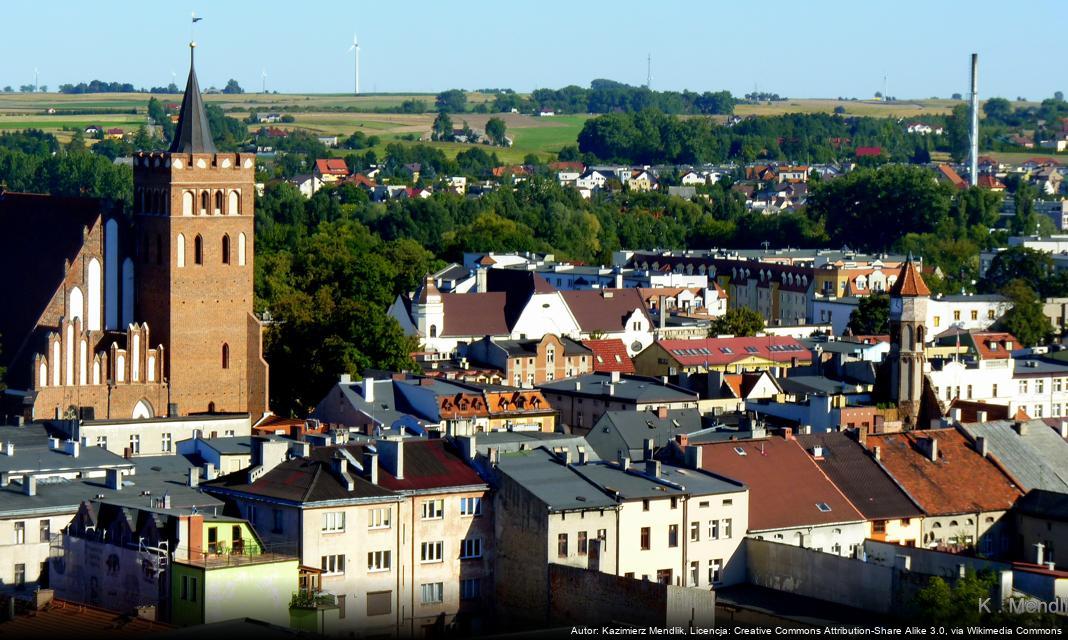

{"left": 190, "top": 11, "right": 203, "bottom": 48}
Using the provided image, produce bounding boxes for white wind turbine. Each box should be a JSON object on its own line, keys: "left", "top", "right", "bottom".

{"left": 262, "top": 68, "right": 268, "bottom": 94}
{"left": 347, "top": 34, "right": 360, "bottom": 95}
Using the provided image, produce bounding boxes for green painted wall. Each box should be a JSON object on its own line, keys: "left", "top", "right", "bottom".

{"left": 170, "top": 563, "right": 205, "bottom": 626}
{"left": 202, "top": 560, "right": 300, "bottom": 627}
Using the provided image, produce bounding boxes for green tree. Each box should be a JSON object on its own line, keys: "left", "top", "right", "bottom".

{"left": 222, "top": 79, "right": 244, "bottom": 94}
{"left": 945, "top": 104, "right": 971, "bottom": 162}
{"left": 982, "top": 97, "right": 1013, "bottom": 124}
{"left": 435, "top": 89, "right": 466, "bottom": 113}
{"left": 980, "top": 246, "right": 1054, "bottom": 295}
{"left": 707, "top": 307, "right": 765, "bottom": 337}
{"left": 996, "top": 280, "right": 1055, "bottom": 346}
{"left": 432, "top": 110, "right": 453, "bottom": 141}
{"left": 847, "top": 293, "right": 889, "bottom": 335}
{"left": 485, "top": 117, "right": 507, "bottom": 146}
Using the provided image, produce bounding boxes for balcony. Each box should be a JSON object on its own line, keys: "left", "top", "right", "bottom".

{"left": 182, "top": 538, "right": 298, "bottom": 568}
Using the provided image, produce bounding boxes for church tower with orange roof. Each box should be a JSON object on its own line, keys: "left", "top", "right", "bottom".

{"left": 888, "top": 254, "right": 931, "bottom": 428}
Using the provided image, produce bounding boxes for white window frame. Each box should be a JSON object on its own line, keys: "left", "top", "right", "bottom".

{"left": 460, "top": 497, "right": 482, "bottom": 517}
{"left": 420, "top": 582, "right": 444, "bottom": 604}
{"left": 460, "top": 537, "right": 482, "bottom": 559}
{"left": 367, "top": 550, "right": 391, "bottom": 573}
{"left": 421, "top": 499, "right": 444, "bottom": 520}
{"left": 368, "top": 507, "right": 391, "bottom": 529}
{"left": 420, "top": 541, "right": 444, "bottom": 563}
{"left": 321, "top": 554, "right": 346, "bottom": 575}
{"left": 322, "top": 511, "right": 346, "bottom": 533}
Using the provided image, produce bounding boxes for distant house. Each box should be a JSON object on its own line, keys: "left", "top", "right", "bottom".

{"left": 667, "top": 186, "right": 697, "bottom": 199}
{"left": 257, "top": 113, "right": 282, "bottom": 123}
{"left": 537, "top": 109, "right": 555, "bottom": 117}
{"left": 288, "top": 174, "right": 324, "bottom": 198}
{"left": 575, "top": 169, "right": 612, "bottom": 191}
{"left": 317, "top": 135, "right": 339, "bottom": 147}
{"left": 342, "top": 172, "right": 376, "bottom": 191}
{"left": 935, "top": 164, "right": 967, "bottom": 190}
{"left": 582, "top": 339, "right": 636, "bottom": 375}
{"left": 104, "top": 128, "right": 124, "bottom": 140}
{"left": 680, "top": 171, "right": 706, "bottom": 186}
{"left": 83, "top": 125, "right": 101, "bottom": 135}
{"left": 313, "top": 158, "right": 349, "bottom": 183}
{"left": 906, "top": 122, "right": 943, "bottom": 135}
{"left": 1010, "top": 134, "right": 1035, "bottom": 149}
{"left": 627, "top": 170, "right": 656, "bottom": 192}
{"left": 854, "top": 146, "right": 883, "bottom": 158}
{"left": 446, "top": 176, "right": 467, "bottom": 195}
{"left": 978, "top": 175, "right": 1006, "bottom": 191}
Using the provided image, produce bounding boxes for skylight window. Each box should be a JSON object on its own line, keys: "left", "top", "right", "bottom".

{"left": 745, "top": 346, "right": 758, "bottom": 353}
{"left": 720, "top": 347, "right": 733, "bottom": 354}
{"left": 733, "top": 447, "right": 747, "bottom": 456}
{"left": 816, "top": 503, "right": 832, "bottom": 512}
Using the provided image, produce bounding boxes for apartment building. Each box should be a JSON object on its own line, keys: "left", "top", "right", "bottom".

{"left": 492, "top": 446, "right": 747, "bottom": 626}
{"left": 537, "top": 372, "right": 699, "bottom": 434}
{"left": 202, "top": 437, "right": 492, "bottom": 638}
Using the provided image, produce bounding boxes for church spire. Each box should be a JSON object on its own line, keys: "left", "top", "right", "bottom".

{"left": 169, "top": 42, "right": 216, "bottom": 154}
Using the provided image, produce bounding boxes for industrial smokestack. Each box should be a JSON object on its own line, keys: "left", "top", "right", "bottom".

{"left": 969, "top": 53, "right": 979, "bottom": 187}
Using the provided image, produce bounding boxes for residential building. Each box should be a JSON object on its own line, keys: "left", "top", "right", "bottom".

{"left": 585, "top": 407, "right": 704, "bottom": 461}
{"left": 313, "top": 158, "right": 349, "bottom": 183}
{"left": 1013, "top": 490, "right": 1068, "bottom": 569}
{"left": 538, "top": 372, "right": 699, "bottom": 433}
{"left": 958, "top": 419, "right": 1068, "bottom": 493}
{"left": 633, "top": 336, "right": 813, "bottom": 377}
{"left": 865, "top": 429, "right": 1022, "bottom": 554}
{"left": 203, "top": 438, "right": 493, "bottom": 637}
{"left": 677, "top": 433, "right": 868, "bottom": 556}
{"left": 795, "top": 432, "right": 924, "bottom": 545}
{"left": 582, "top": 339, "right": 636, "bottom": 375}
{"left": 462, "top": 334, "right": 592, "bottom": 386}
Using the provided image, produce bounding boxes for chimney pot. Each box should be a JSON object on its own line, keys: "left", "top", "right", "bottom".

{"left": 977, "top": 410, "right": 988, "bottom": 424}
{"left": 106, "top": 468, "right": 122, "bottom": 490}
{"left": 187, "top": 467, "right": 199, "bottom": 488}
{"left": 23, "top": 475, "right": 36, "bottom": 496}
{"left": 872, "top": 445, "right": 881, "bottom": 461}
{"left": 645, "top": 459, "right": 661, "bottom": 478}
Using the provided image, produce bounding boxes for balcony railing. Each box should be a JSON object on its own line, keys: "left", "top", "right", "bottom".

{"left": 182, "top": 538, "right": 298, "bottom": 568}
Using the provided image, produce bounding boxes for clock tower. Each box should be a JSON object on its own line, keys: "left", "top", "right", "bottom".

{"left": 888, "top": 254, "right": 930, "bottom": 428}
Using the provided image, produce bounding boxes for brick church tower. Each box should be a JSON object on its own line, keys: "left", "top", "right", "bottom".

{"left": 132, "top": 43, "right": 269, "bottom": 417}
{"left": 888, "top": 254, "right": 930, "bottom": 428}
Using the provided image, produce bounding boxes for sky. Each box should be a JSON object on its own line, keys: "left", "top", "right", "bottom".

{"left": 1, "top": 0, "right": 1065, "bottom": 100}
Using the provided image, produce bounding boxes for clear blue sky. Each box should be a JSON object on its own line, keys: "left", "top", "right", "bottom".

{"left": 1, "top": 0, "right": 1064, "bottom": 99}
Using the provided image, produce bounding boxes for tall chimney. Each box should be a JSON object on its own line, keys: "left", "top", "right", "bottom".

{"left": 364, "top": 377, "right": 375, "bottom": 403}
{"left": 969, "top": 53, "right": 979, "bottom": 187}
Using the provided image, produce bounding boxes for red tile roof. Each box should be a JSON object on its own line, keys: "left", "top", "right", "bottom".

{"left": 583, "top": 339, "right": 636, "bottom": 374}
{"left": 935, "top": 164, "right": 967, "bottom": 188}
{"left": 315, "top": 158, "right": 349, "bottom": 175}
{"left": 855, "top": 146, "right": 883, "bottom": 157}
{"left": 0, "top": 599, "right": 170, "bottom": 637}
{"left": 971, "top": 331, "right": 1019, "bottom": 360}
{"left": 978, "top": 175, "right": 1006, "bottom": 190}
{"left": 888, "top": 260, "right": 930, "bottom": 297}
{"left": 657, "top": 336, "right": 811, "bottom": 367}
{"left": 694, "top": 436, "right": 866, "bottom": 530}
{"left": 866, "top": 429, "right": 1022, "bottom": 516}
{"left": 375, "top": 439, "right": 486, "bottom": 492}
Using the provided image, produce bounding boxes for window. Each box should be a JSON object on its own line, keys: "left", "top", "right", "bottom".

{"left": 933, "top": 316, "right": 940, "bottom": 327}
{"left": 709, "top": 559, "right": 723, "bottom": 585}
{"left": 656, "top": 569, "right": 673, "bottom": 585}
{"left": 953, "top": 310, "right": 961, "bottom": 321}
{"left": 39, "top": 520, "right": 50, "bottom": 543}
{"left": 337, "top": 595, "right": 346, "bottom": 619}
{"left": 95, "top": 435, "right": 107, "bottom": 448}
{"left": 369, "top": 507, "right": 391, "bottom": 529}
{"left": 181, "top": 575, "right": 198, "bottom": 601}
{"left": 321, "top": 554, "right": 345, "bottom": 575}
{"left": 1055, "top": 404, "right": 1062, "bottom": 416}
{"left": 668, "top": 524, "right": 679, "bottom": 548}
{"left": 873, "top": 520, "right": 887, "bottom": 534}
{"left": 420, "top": 541, "right": 443, "bottom": 563}
{"left": 670, "top": 497, "right": 679, "bottom": 510}
{"left": 459, "top": 497, "right": 482, "bottom": 517}
{"left": 461, "top": 578, "right": 481, "bottom": 601}
{"left": 161, "top": 432, "right": 172, "bottom": 453}
{"left": 578, "top": 531, "right": 588, "bottom": 555}
{"left": 640, "top": 527, "right": 651, "bottom": 550}
{"left": 642, "top": 499, "right": 650, "bottom": 512}
{"left": 1020, "top": 381, "right": 1029, "bottom": 394}
{"left": 214, "top": 190, "right": 223, "bottom": 213}
{"left": 194, "top": 235, "right": 203, "bottom": 264}
{"left": 13, "top": 563, "right": 24, "bottom": 587}
{"left": 14, "top": 521, "right": 25, "bottom": 544}
{"left": 221, "top": 343, "right": 230, "bottom": 369}
{"left": 366, "top": 591, "right": 392, "bottom": 616}
{"left": 690, "top": 561, "right": 700, "bottom": 586}
{"left": 221, "top": 234, "right": 231, "bottom": 264}
{"left": 558, "top": 533, "right": 568, "bottom": 558}
{"left": 993, "top": 384, "right": 999, "bottom": 397}
{"left": 690, "top": 521, "right": 700, "bottom": 542}
{"left": 1038, "top": 380, "right": 1046, "bottom": 394}
{"left": 816, "top": 503, "right": 832, "bottom": 513}
{"left": 723, "top": 518, "right": 733, "bottom": 538}
{"left": 421, "top": 499, "right": 444, "bottom": 520}
{"left": 971, "top": 310, "right": 978, "bottom": 321}
{"left": 1036, "top": 405, "right": 1045, "bottom": 418}
{"left": 129, "top": 434, "right": 140, "bottom": 455}
{"left": 460, "top": 538, "right": 482, "bottom": 559}
{"left": 1056, "top": 379, "right": 1064, "bottom": 393}
{"left": 708, "top": 520, "right": 719, "bottom": 540}
{"left": 367, "top": 550, "right": 391, "bottom": 572}
{"left": 420, "top": 582, "right": 444, "bottom": 605}
{"left": 967, "top": 385, "right": 973, "bottom": 400}
{"left": 322, "top": 511, "right": 346, "bottom": 532}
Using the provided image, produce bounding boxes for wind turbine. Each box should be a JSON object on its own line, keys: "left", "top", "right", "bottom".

{"left": 347, "top": 34, "right": 360, "bottom": 95}
{"left": 261, "top": 68, "right": 268, "bottom": 94}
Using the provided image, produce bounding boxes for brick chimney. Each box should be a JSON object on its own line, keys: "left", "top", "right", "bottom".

{"left": 656, "top": 406, "right": 669, "bottom": 420}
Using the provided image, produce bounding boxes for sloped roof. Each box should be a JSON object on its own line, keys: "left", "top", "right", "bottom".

{"left": 586, "top": 407, "right": 703, "bottom": 460}
{"left": 866, "top": 429, "right": 1022, "bottom": 516}
{"left": 657, "top": 336, "right": 811, "bottom": 367}
{"left": 888, "top": 260, "right": 930, "bottom": 297}
{"left": 693, "top": 436, "right": 866, "bottom": 531}
{"left": 374, "top": 439, "right": 486, "bottom": 492}
{"left": 315, "top": 158, "right": 348, "bottom": 175}
{"left": 958, "top": 420, "right": 1068, "bottom": 493}
{"left": 796, "top": 432, "right": 923, "bottom": 521}
{"left": 561, "top": 289, "right": 652, "bottom": 333}
{"left": 1015, "top": 489, "right": 1068, "bottom": 523}
{"left": 583, "top": 339, "right": 636, "bottom": 373}
{"left": 169, "top": 47, "right": 215, "bottom": 154}
{"left": 441, "top": 292, "right": 511, "bottom": 337}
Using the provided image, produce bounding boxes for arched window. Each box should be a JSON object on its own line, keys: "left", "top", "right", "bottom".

{"left": 39, "top": 362, "right": 47, "bottom": 388}
{"left": 200, "top": 191, "right": 209, "bottom": 214}
{"left": 194, "top": 235, "right": 203, "bottom": 265}
{"left": 228, "top": 190, "right": 240, "bottom": 215}
{"left": 214, "top": 190, "right": 223, "bottom": 214}
{"left": 176, "top": 234, "right": 186, "bottom": 268}
{"left": 238, "top": 232, "right": 246, "bottom": 266}
{"left": 87, "top": 258, "right": 101, "bottom": 331}
{"left": 222, "top": 343, "right": 230, "bottom": 369}
{"left": 156, "top": 235, "right": 163, "bottom": 266}
{"left": 69, "top": 287, "right": 84, "bottom": 324}
{"left": 429, "top": 325, "right": 438, "bottom": 338}
{"left": 221, "top": 234, "right": 231, "bottom": 265}
{"left": 182, "top": 191, "right": 194, "bottom": 216}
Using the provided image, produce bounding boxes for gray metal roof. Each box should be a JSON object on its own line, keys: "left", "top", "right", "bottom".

{"left": 0, "top": 455, "right": 222, "bottom": 516}
{"left": 474, "top": 431, "right": 598, "bottom": 460}
{"left": 778, "top": 376, "right": 868, "bottom": 396}
{"left": 585, "top": 408, "right": 703, "bottom": 461}
{"left": 1013, "top": 358, "right": 1068, "bottom": 378}
{"left": 959, "top": 420, "right": 1068, "bottom": 493}
{"left": 538, "top": 373, "right": 697, "bottom": 404}
{"left": 496, "top": 448, "right": 617, "bottom": 511}
{"left": 198, "top": 436, "right": 255, "bottom": 456}
{"left": 573, "top": 460, "right": 744, "bottom": 500}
